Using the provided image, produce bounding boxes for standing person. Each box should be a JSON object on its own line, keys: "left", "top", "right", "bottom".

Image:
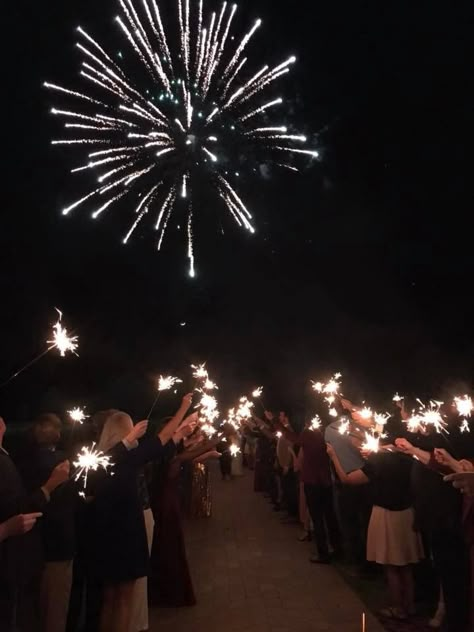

{"left": 325, "top": 404, "right": 372, "bottom": 572}
{"left": 16, "top": 414, "right": 77, "bottom": 632}
{"left": 90, "top": 394, "right": 194, "bottom": 632}
{"left": 328, "top": 444, "right": 424, "bottom": 621}
{"left": 277, "top": 412, "right": 298, "bottom": 522}
{"left": 276, "top": 417, "right": 341, "bottom": 564}
{"left": 396, "top": 437, "right": 471, "bottom": 632}
{"left": 0, "top": 416, "right": 70, "bottom": 632}
{"left": 148, "top": 432, "right": 219, "bottom": 607}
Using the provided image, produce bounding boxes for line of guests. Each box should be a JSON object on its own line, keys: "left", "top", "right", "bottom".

{"left": 244, "top": 402, "right": 474, "bottom": 632}
{"left": 0, "top": 395, "right": 220, "bottom": 632}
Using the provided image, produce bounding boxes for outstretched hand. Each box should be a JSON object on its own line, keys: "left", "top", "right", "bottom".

{"left": 444, "top": 471, "right": 474, "bottom": 496}
{"left": 126, "top": 420, "right": 149, "bottom": 444}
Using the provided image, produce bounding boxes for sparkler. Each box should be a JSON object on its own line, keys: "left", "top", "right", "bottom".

{"left": 310, "top": 415, "right": 322, "bottom": 430}
{"left": 454, "top": 395, "right": 472, "bottom": 433}
{"left": 47, "top": 309, "right": 79, "bottom": 357}
{"left": 252, "top": 386, "right": 263, "bottom": 399}
{"left": 393, "top": 393, "right": 404, "bottom": 403}
{"left": 148, "top": 374, "right": 183, "bottom": 419}
{"left": 338, "top": 419, "right": 350, "bottom": 436}
{"left": 68, "top": 407, "right": 88, "bottom": 424}
{"left": 405, "top": 400, "right": 447, "bottom": 434}
{"left": 229, "top": 444, "right": 241, "bottom": 457}
{"left": 73, "top": 443, "right": 112, "bottom": 491}
{"left": 0, "top": 308, "right": 79, "bottom": 390}
{"left": 46, "top": 0, "right": 317, "bottom": 276}
{"left": 361, "top": 430, "right": 381, "bottom": 454}
{"left": 158, "top": 375, "right": 183, "bottom": 391}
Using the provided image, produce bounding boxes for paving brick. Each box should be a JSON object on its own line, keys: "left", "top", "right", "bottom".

{"left": 149, "top": 466, "right": 385, "bottom": 632}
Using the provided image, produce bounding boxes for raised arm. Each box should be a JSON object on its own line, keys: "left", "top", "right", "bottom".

{"left": 326, "top": 443, "right": 369, "bottom": 486}
{"left": 395, "top": 438, "right": 431, "bottom": 465}
{"left": 158, "top": 393, "right": 193, "bottom": 445}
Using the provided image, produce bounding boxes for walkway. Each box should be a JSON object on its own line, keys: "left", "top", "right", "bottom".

{"left": 150, "top": 467, "right": 385, "bottom": 632}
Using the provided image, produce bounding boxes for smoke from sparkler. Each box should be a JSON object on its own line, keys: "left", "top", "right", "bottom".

{"left": 46, "top": 0, "right": 317, "bottom": 276}
{"left": 47, "top": 309, "right": 79, "bottom": 357}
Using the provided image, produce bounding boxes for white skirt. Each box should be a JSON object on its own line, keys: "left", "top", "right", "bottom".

{"left": 367, "top": 506, "right": 424, "bottom": 566}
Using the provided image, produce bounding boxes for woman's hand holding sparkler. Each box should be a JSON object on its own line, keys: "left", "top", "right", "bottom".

{"left": 125, "top": 420, "right": 149, "bottom": 445}
{"left": 42, "top": 460, "right": 70, "bottom": 497}
{"left": 444, "top": 471, "right": 474, "bottom": 496}
{"left": 434, "top": 448, "right": 462, "bottom": 472}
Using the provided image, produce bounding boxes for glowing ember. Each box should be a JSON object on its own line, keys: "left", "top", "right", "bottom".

{"left": 229, "top": 444, "right": 241, "bottom": 457}
{"left": 454, "top": 395, "right": 473, "bottom": 419}
{"left": 47, "top": 309, "right": 79, "bottom": 357}
{"left": 361, "top": 430, "right": 380, "bottom": 454}
{"left": 158, "top": 375, "right": 183, "bottom": 391}
{"left": 310, "top": 415, "right": 322, "bottom": 430}
{"left": 338, "top": 419, "right": 350, "bottom": 435}
{"left": 192, "top": 363, "right": 208, "bottom": 381}
{"left": 68, "top": 407, "right": 87, "bottom": 424}
{"left": 73, "top": 443, "right": 112, "bottom": 490}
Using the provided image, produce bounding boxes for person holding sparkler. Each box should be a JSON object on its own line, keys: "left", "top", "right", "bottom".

{"left": 15, "top": 413, "right": 78, "bottom": 632}
{"left": 395, "top": 432, "right": 472, "bottom": 632}
{"left": 275, "top": 415, "right": 341, "bottom": 564}
{"left": 85, "top": 393, "right": 194, "bottom": 632}
{"left": 149, "top": 422, "right": 220, "bottom": 608}
{"left": 0, "top": 416, "right": 70, "bottom": 632}
{"left": 327, "top": 436, "right": 423, "bottom": 622}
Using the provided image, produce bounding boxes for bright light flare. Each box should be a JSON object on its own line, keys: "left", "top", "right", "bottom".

{"left": 68, "top": 407, "right": 88, "bottom": 424}
{"left": 229, "top": 444, "right": 241, "bottom": 457}
{"left": 47, "top": 309, "right": 79, "bottom": 357}
{"left": 158, "top": 375, "right": 183, "bottom": 391}
{"left": 252, "top": 386, "right": 263, "bottom": 398}
{"left": 310, "top": 415, "right": 322, "bottom": 430}
{"left": 73, "top": 443, "right": 112, "bottom": 490}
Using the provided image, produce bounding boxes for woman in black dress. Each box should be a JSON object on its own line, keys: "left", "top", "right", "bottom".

{"left": 90, "top": 394, "right": 194, "bottom": 632}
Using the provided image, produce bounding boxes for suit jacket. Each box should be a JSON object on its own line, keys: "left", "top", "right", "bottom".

{"left": 0, "top": 447, "right": 47, "bottom": 590}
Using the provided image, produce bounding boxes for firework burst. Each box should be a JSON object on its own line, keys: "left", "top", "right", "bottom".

{"left": 46, "top": 0, "right": 317, "bottom": 276}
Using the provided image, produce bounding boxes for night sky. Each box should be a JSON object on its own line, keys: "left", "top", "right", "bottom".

{"left": 1, "top": 0, "right": 472, "bottom": 421}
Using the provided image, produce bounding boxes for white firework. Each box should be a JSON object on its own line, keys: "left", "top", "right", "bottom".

{"left": 46, "top": 0, "right": 317, "bottom": 276}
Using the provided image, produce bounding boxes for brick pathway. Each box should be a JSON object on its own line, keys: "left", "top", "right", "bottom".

{"left": 150, "top": 467, "right": 385, "bottom": 632}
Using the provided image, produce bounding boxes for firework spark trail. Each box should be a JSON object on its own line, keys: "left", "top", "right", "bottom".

{"left": 47, "top": 0, "right": 317, "bottom": 275}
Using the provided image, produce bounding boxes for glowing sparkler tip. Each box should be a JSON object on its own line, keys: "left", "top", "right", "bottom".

{"left": 68, "top": 407, "right": 88, "bottom": 423}
{"left": 47, "top": 309, "right": 79, "bottom": 357}
{"left": 158, "top": 375, "right": 183, "bottom": 391}
{"left": 252, "top": 387, "right": 263, "bottom": 398}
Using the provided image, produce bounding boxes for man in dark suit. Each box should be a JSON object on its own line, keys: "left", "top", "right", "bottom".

{"left": 0, "top": 416, "right": 69, "bottom": 631}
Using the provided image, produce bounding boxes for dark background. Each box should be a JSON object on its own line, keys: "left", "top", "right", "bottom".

{"left": 1, "top": 0, "right": 472, "bottom": 421}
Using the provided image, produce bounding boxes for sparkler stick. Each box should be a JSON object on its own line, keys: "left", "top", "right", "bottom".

{"left": 147, "top": 375, "right": 183, "bottom": 419}
{"left": 362, "top": 612, "right": 366, "bottom": 632}
{"left": 0, "top": 309, "right": 78, "bottom": 390}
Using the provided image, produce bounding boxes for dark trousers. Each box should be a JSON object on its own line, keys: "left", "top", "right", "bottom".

{"left": 304, "top": 483, "right": 341, "bottom": 560}
{"left": 430, "top": 528, "right": 470, "bottom": 632}
{"left": 219, "top": 453, "right": 232, "bottom": 478}
{"left": 282, "top": 469, "right": 298, "bottom": 517}
{"left": 336, "top": 483, "right": 371, "bottom": 565}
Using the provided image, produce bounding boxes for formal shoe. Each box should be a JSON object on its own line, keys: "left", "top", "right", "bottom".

{"left": 298, "top": 532, "right": 312, "bottom": 542}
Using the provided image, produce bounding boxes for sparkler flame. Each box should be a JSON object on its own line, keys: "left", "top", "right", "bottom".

{"left": 361, "top": 430, "right": 380, "bottom": 454}
{"left": 192, "top": 363, "right": 208, "bottom": 381}
{"left": 229, "top": 444, "right": 241, "bottom": 457}
{"left": 73, "top": 443, "right": 112, "bottom": 490}
{"left": 405, "top": 400, "right": 447, "bottom": 434}
{"left": 454, "top": 395, "right": 473, "bottom": 418}
{"left": 158, "top": 375, "right": 183, "bottom": 391}
{"left": 310, "top": 415, "right": 321, "bottom": 430}
{"left": 338, "top": 419, "right": 350, "bottom": 435}
{"left": 68, "top": 407, "right": 88, "bottom": 424}
{"left": 47, "top": 309, "right": 79, "bottom": 357}
{"left": 46, "top": 0, "right": 317, "bottom": 275}
{"left": 392, "top": 393, "right": 404, "bottom": 402}
{"left": 252, "top": 386, "right": 263, "bottom": 398}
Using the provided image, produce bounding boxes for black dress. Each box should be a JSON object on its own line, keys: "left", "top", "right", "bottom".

{"left": 89, "top": 436, "right": 176, "bottom": 584}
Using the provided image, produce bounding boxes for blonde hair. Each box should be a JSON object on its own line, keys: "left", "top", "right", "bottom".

{"left": 97, "top": 411, "right": 133, "bottom": 453}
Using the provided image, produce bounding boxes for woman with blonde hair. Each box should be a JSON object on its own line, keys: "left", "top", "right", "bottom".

{"left": 90, "top": 394, "right": 194, "bottom": 632}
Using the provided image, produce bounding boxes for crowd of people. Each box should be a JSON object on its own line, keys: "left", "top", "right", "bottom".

{"left": 0, "top": 394, "right": 221, "bottom": 632}
{"left": 1, "top": 389, "right": 474, "bottom": 632}
{"left": 239, "top": 398, "right": 474, "bottom": 631}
